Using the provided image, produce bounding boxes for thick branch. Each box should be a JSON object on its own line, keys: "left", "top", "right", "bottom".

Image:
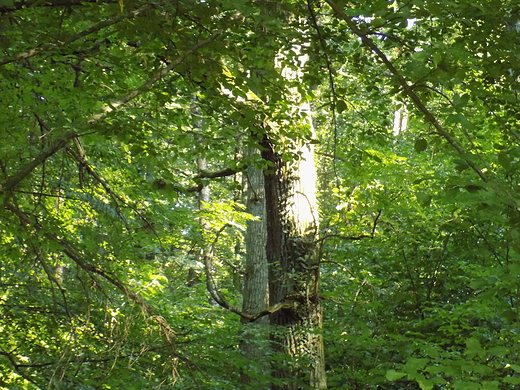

{"left": 199, "top": 167, "right": 240, "bottom": 179}
{"left": 0, "top": 131, "right": 78, "bottom": 195}
{"left": 0, "top": 4, "right": 155, "bottom": 66}
{"left": 324, "top": 0, "right": 488, "bottom": 182}
{"left": 153, "top": 166, "right": 242, "bottom": 194}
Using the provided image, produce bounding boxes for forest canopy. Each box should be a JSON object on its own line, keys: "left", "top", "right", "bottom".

{"left": 1, "top": 0, "right": 520, "bottom": 389}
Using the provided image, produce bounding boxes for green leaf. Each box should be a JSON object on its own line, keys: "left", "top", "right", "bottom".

{"left": 503, "top": 376, "right": 520, "bottom": 385}
{"left": 414, "top": 138, "right": 428, "bottom": 153}
{"left": 481, "top": 381, "right": 499, "bottom": 390}
{"left": 498, "top": 152, "right": 512, "bottom": 170}
{"left": 447, "top": 113, "right": 474, "bottom": 130}
{"left": 453, "top": 381, "right": 482, "bottom": 390}
{"left": 412, "top": 64, "right": 431, "bottom": 79}
{"left": 454, "top": 159, "right": 470, "bottom": 172}
{"left": 386, "top": 370, "right": 407, "bottom": 381}
{"left": 371, "top": 18, "right": 386, "bottom": 28}
{"left": 425, "top": 365, "right": 443, "bottom": 374}
{"left": 453, "top": 93, "right": 470, "bottom": 108}
{"left": 404, "top": 358, "right": 430, "bottom": 374}
{"left": 364, "top": 150, "right": 383, "bottom": 163}
{"left": 487, "top": 346, "right": 508, "bottom": 357}
{"left": 416, "top": 192, "right": 432, "bottom": 207}
{"left": 424, "top": 346, "right": 439, "bottom": 359}
{"left": 417, "top": 377, "right": 434, "bottom": 390}
{"left": 465, "top": 338, "right": 484, "bottom": 357}
{"left": 336, "top": 100, "right": 347, "bottom": 113}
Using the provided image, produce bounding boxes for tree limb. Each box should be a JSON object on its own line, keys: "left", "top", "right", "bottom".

{"left": 3, "top": 201, "right": 185, "bottom": 348}
{"left": 199, "top": 167, "right": 240, "bottom": 179}
{"left": 324, "top": 0, "right": 488, "bottom": 182}
{"left": 0, "top": 31, "right": 222, "bottom": 196}
{"left": 201, "top": 224, "right": 299, "bottom": 323}
{"left": 153, "top": 166, "right": 242, "bottom": 195}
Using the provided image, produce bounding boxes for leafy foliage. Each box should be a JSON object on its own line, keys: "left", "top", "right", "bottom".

{"left": 1, "top": 0, "right": 520, "bottom": 389}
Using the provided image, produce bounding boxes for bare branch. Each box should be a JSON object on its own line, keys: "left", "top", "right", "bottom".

{"left": 202, "top": 224, "right": 250, "bottom": 319}
{"left": 201, "top": 224, "right": 294, "bottom": 323}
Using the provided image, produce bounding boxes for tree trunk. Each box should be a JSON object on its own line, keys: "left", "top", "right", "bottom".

{"left": 261, "top": 134, "right": 327, "bottom": 389}
{"left": 240, "top": 148, "right": 270, "bottom": 385}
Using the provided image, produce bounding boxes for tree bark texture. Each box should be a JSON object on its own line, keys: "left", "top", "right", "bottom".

{"left": 261, "top": 136, "right": 327, "bottom": 390}
{"left": 240, "top": 148, "right": 270, "bottom": 385}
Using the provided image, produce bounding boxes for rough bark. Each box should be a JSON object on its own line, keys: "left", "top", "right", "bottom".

{"left": 240, "top": 148, "right": 270, "bottom": 385}
{"left": 261, "top": 135, "right": 327, "bottom": 390}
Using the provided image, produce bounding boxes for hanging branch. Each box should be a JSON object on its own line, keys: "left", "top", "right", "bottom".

{"left": 202, "top": 224, "right": 245, "bottom": 315}
{"left": 201, "top": 223, "right": 306, "bottom": 323}
{"left": 0, "top": 31, "right": 222, "bottom": 197}
{"left": 324, "top": 0, "right": 488, "bottom": 183}
{"left": 3, "top": 202, "right": 186, "bottom": 352}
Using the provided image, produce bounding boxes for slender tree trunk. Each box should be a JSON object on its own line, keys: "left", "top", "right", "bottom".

{"left": 240, "top": 148, "right": 270, "bottom": 385}
{"left": 261, "top": 133, "right": 327, "bottom": 389}
{"left": 192, "top": 98, "right": 211, "bottom": 294}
